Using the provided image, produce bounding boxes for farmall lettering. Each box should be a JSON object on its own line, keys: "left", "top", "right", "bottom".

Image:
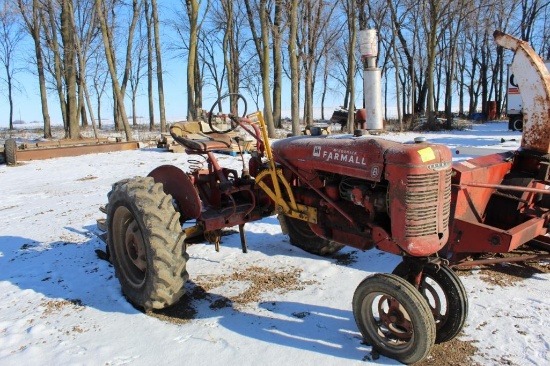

{"left": 313, "top": 146, "right": 368, "bottom": 166}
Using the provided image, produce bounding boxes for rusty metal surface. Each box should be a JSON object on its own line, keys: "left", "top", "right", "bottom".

{"left": 15, "top": 141, "right": 142, "bottom": 162}
{"left": 459, "top": 182, "right": 550, "bottom": 195}
{"left": 447, "top": 216, "right": 546, "bottom": 257}
{"left": 148, "top": 165, "right": 202, "bottom": 220}
{"left": 494, "top": 31, "right": 550, "bottom": 153}
{"left": 273, "top": 134, "right": 453, "bottom": 257}
{"left": 451, "top": 253, "right": 550, "bottom": 268}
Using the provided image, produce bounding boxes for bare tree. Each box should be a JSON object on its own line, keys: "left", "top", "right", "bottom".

{"left": 60, "top": 0, "right": 79, "bottom": 138}
{"left": 150, "top": 0, "right": 166, "bottom": 131}
{"left": 243, "top": 0, "right": 275, "bottom": 137}
{"left": 17, "top": 0, "right": 51, "bottom": 137}
{"left": 90, "top": 50, "right": 108, "bottom": 129}
{"left": 94, "top": 0, "right": 138, "bottom": 141}
{"left": 0, "top": 1, "right": 24, "bottom": 130}
{"left": 69, "top": 1, "right": 100, "bottom": 138}
{"left": 128, "top": 23, "right": 146, "bottom": 127}
{"left": 144, "top": 0, "right": 154, "bottom": 130}
{"left": 185, "top": 0, "right": 200, "bottom": 121}
{"left": 271, "top": 0, "right": 283, "bottom": 128}
{"left": 288, "top": 0, "right": 300, "bottom": 135}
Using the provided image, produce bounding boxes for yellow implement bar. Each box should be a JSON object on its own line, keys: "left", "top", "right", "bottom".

{"left": 247, "top": 111, "right": 317, "bottom": 224}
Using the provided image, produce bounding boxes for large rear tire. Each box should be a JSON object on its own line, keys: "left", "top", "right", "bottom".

{"left": 353, "top": 273, "right": 436, "bottom": 364}
{"left": 107, "top": 177, "right": 188, "bottom": 311}
{"left": 393, "top": 262, "right": 468, "bottom": 343}
{"left": 5, "top": 138, "right": 17, "bottom": 165}
{"left": 283, "top": 216, "right": 344, "bottom": 256}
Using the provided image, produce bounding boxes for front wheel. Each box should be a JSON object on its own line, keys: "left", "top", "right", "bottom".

{"left": 107, "top": 177, "right": 188, "bottom": 311}
{"left": 283, "top": 216, "right": 344, "bottom": 256}
{"left": 353, "top": 273, "right": 436, "bottom": 364}
{"left": 393, "top": 262, "right": 468, "bottom": 343}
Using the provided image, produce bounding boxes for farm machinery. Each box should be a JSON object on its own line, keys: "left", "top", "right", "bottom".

{"left": 98, "top": 31, "right": 550, "bottom": 364}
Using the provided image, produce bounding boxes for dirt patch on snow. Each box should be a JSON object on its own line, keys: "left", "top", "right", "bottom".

{"left": 417, "top": 337, "right": 480, "bottom": 365}
{"left": 150, "top": 266, "right": 317, "bottom": 324}
{"left": 195, "top": 265, "right": 317, "bottom": 304}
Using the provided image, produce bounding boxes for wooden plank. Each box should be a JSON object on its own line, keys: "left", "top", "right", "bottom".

{"left": 15, "top": 141, "right": 142, "bottom": 162}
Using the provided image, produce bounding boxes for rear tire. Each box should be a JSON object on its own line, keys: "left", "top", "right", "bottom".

{"left": 353, "top": 273, "right": 436, "bottom": 364}
{"left": 283, "top": 216, "right": 344, "bottom": 256}
{"left": 5, "top": 138, "right": 16, "bottom": 165}
{"left": 107, "top": 177, "right": 188, "bottom": 311}
{"left": 393, "top": 262, "right": 468, "bottom": 343}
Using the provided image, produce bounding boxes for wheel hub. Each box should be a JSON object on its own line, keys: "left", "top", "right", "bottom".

{"left": 379, "top": 295, "right": 412, "bottom": 340}
{"left": 125, "top": 220, "right": 147, "bottom": 272}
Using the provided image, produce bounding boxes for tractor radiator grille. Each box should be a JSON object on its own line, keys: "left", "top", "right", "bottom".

{"left": 405, "top": 171, "right": 451, "bottom": 238}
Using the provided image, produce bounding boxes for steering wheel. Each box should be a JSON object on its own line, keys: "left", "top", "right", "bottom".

{"left": 208, "top": 93, "right": 248, "bottom": 134}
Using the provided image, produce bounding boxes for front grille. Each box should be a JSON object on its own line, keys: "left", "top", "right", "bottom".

{"left": 405, "top": 171, "right": 450, "bottom": 238}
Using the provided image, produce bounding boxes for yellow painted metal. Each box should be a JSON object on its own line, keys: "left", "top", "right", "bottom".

{"left": 184, "top": 225, "right": 203, "bottom": 239}
{"left": 248, "top": 111, "right": 317, "bottom": 224}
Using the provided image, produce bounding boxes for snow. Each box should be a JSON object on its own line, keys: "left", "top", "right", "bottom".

{"left": 1, "top": 122, "right": 549, "bottom": 365}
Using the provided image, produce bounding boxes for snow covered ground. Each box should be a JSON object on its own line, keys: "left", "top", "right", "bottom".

{"left": 1, "top": 122, "right": 549, "bottom": 365}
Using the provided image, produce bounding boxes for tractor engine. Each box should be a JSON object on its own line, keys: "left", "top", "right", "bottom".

{"left": 270, "top": 134, "right": 453, "bottom": 257}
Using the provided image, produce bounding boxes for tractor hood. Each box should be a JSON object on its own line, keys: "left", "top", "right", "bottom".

{"left": 271, "top": 134, "right": 452, "bottom": 181}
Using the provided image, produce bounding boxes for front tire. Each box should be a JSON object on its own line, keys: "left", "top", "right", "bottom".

{"left": 283, "top": 216, "right": 344, "bottom": 256}
{"left": 107, "top": 177, "right": 188, "bottom": 311}
{"left": 393, "top": 262, "right": 468, "bottom": 343}
{"left": 353, "top": 273, "right": 436, "bottom": 364}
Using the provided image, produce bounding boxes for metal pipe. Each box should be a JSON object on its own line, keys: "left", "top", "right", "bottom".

{"left": 458, "top": 182, "right": 550, "bottom": 195}
{"left": 359, "top": 29, "right": 383, "bottom": 132}
{"left": 451, "top": 254, "right": 550, "bottom": 268}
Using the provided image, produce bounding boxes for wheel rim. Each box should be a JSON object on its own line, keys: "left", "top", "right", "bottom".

{"left": 364, "top": 292, "right": 415, "bottom": 348}
{"left": 112, "top": 206, "right": 147, "bottom": 288}
{"left": 420, "top": 276, "right": 447, "bottom": 326}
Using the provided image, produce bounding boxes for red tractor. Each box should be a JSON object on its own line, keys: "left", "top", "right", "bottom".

{"left": 101, "top": 31, "right": 550, "bottom": 365}
{"left": 101, "top": 93, "right": 462, "bottom": 364}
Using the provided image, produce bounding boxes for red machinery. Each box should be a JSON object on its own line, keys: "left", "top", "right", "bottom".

{"left": 102, "top": 95, "right": 461, "bottom": 364}
{"left": 100, "top": 30, "right": 550, "bottom": 365}
{"left": 444, "top": 32, "right": 550, "bottom": 267}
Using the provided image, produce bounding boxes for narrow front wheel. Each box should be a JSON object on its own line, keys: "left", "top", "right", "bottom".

{"left": 353, "top": 273, "right": 436, "bottom": 364}
{"left": 393, "top": 262, "right": 468, "bottom": 343}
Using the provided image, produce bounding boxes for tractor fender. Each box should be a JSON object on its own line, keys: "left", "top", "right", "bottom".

{"left": 148, "top": 165, "right": 201, "bottom": 220}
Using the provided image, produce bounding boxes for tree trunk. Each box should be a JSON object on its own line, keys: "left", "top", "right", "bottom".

{"left": 151, "top": 0, "right": 166, "bottom": 131}
{"left": 186, "top": 0, "right": 199, "bottom": 121}
{"left": 272, "top": 0, "right": 282, "bottom": 128}
{"left": 61, "top": 0, "right": 79, "bottom": 139}
{"left": 243, "top": 0, "right": 275, "bottom": 137}
{"left": 43, "top": 0, "right": 67, "bottom": 130}
{"left": 345, "top": 0, "right": 356, "bottom": 134}
{"left": 289, "top": 0, "right": 300, "bottom": 135}
{"left": 95, "top": 0, "right": 133, "bottom": 141}
{"left": 18, "top": 0, "right": 52, "bottom": 138}
{"left": 144, "top": 0, "right": 155, "bottom": 130}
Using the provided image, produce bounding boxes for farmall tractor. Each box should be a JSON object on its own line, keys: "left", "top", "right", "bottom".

{"left": 100, "top": 31, "right": 549, "bottom": 364}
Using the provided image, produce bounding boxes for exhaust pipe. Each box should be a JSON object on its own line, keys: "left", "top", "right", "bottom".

{"left": 359, "top": 29, "right": 383, "bottom": 132}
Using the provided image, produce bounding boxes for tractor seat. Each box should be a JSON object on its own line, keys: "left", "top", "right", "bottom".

{"left": 169, "top": 123, "right": 232, "bottom": 153}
